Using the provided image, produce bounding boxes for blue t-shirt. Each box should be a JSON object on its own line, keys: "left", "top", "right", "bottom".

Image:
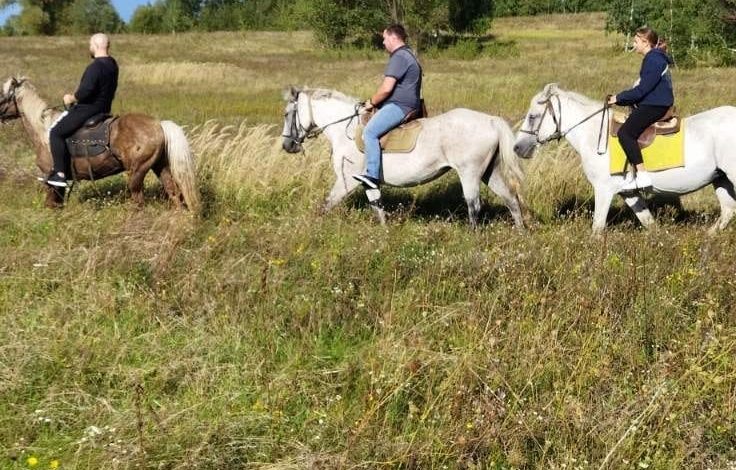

{"left": 383, "top": 46, "right": 422, "bottom": 115}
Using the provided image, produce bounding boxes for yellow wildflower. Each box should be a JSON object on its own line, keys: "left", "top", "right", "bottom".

{"left": 26, "top": 456, "right": 39, "bottom": 467}
{"left": 49, "top": 460, "right": 60, "bottom": 469}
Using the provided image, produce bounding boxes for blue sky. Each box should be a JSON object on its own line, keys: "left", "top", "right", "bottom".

{"left": 0, "top": 0, "right": 151, "bottom": 25}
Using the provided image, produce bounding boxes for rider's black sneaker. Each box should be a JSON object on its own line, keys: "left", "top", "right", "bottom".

{"left": 352, "top": 174, "right": 379, "bottom": 189}
{"left": 45, "top": 172, "right": 68, "bottom": 188}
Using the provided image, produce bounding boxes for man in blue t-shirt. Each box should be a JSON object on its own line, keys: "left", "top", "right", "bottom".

{"left": 353, "top": 24, "right": 422, "bottom": 189}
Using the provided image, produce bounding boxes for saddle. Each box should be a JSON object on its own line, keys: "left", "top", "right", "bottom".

{"left": 610, "top": 107, "right": 680, "bottom": 149}
{"left": 355, "top": 106, "right": 425, "bottom": 154}
{"left": 65, "top": 113, "right": 117, "bottom": 158}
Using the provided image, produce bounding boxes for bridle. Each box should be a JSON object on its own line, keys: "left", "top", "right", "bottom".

{"left": 0, "top": 81, "right": 21, "bottom": 123}
{"left": 282, "top": 91, "right": 361, "bottom": 145}
{"left": 519, "top": 92, "right": 610, "bottom": 153}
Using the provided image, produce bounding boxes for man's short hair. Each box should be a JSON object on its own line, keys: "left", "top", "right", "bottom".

{"left": 385, "top": 24, "right": 407, "bottom": 42}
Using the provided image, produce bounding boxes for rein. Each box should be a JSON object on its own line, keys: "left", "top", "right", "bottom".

{"left": 304, "top": 106, "right": 361, "bottom": 141}
{"left": 520, "top": 93, "right": 610, "bottom": 154}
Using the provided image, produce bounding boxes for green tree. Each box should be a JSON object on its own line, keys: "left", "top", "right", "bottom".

{"left": 607, "top": 0, "right": 736, "bottom": 66}
{"left": 307, "top": 0, "right": 385, "bottom": 46}
{"left": 494, "top": 0, "right": 607, "bottom": 16}
{"left": 161, "top": 0, "right": 195, "bottom": 32}
{"left": 1, "top": 0, "right": 72, "bottom": 34}
{"left": 128, "top": 0, "right": 198, "bottom": 34}
{"left": 60, "top": 0, "right": 124, "bottom": 34}
{"left": 128, "top": 2, "right": 166, "bottom": 33}
{"left": 449, "top": 0, "right": 492, "bottom": 33}
{"left": 198, "top": 0, "right": 282, "bottom": 31}
{"left": 306, "top": 0, "right": 482, "bottom": 49}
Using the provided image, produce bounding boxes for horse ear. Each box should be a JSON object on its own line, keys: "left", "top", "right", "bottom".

{"left": 544, "top": 83, "right": 559, "bottom": 96}
{"left": 538, "top": 82, "right": 559, "bottom": 103}
{"left": 284, "top": 86, "right": 300, "bottom": 101}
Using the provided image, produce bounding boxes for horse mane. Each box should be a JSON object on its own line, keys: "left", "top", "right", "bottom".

{"left": 561, "top": 89, "right": 602, "bottom": 108}
{"left": 15, "top": 79, "right": 59, "bottom": 129}
{"left": 303, "top": 88, "right": 359, "bottom": 105}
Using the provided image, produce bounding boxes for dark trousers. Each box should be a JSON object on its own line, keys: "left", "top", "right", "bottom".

{"left": 49, "top": 106, "right": 101, "bottom": 174}
{"left": 616, "top": 104, "right": 670, "bottom": 166}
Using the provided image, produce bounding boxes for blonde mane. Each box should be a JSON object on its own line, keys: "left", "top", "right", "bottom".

{"left": 12, "top": 79, "right": 62, "bottom": 146}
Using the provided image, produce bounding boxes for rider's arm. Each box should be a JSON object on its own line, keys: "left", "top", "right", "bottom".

{"left": 615, "top": 54, "right": 665, "bottom": 106}
{"left": 367, "top": 76, "right": 397, "bottom": 109}
{"left": 74, "top": 62, "right": 98, "bottom": 104}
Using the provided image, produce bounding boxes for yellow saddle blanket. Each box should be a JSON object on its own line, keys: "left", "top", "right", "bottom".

{"left": 355, "top": 120, "right": 423, "bottom": 154}
{"left": 609, "top": 119, "right": 686, "bottom": 174}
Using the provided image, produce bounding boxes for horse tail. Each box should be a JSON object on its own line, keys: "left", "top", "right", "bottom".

{"left": 492, "top": 117, "right": 524, "bottom": 194}
{"left": 160, "top": 120, "right": 201, "bottom": 213}
{"left": 489, "top": 116, "right": 528, "bottom": 220}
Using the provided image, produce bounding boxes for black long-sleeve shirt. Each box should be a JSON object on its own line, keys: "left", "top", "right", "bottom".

{"left": 74, "top": 56, "right": 118, "bottom": 113}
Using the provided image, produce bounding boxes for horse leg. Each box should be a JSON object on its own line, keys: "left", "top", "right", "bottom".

{"left": 366, "top": 188, "right": 387, "bottom": 225}
{"left": 127, "top": 146, "right": 162, "bottom": 207}
{"left": 323, "top": 177, "right": 360, "bottom": 213}
{"left": 322, "top": 150, "right": 363, "bottom": 214}
{"left": 591, "top": 187, "right": 616, "bottom": 234}
{"left": 710, "top": 173, "right": 736, "bottom": 233}
{"left": 484, "top": 169, "right": 524, "bottom": 229}
{"left": 457, "top": 170, "right": 483, "bottom": 228}
{"left": 44, "top": 186, "right": 64, "bottom": 208}
{"left": 153, "top": 160, "right": 183, "bottom": 209}
{"left": 128, "top": 168, "right": 148, "bottom": 207}
{"left": 622, "top": 194, "right": 656, "bottom": 229}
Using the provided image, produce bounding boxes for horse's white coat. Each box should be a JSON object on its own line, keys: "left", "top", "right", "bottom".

{"left": 514, "top": 84, "right": 736, "bottom": 233}
{"left": 282, "top": 88, "right": 526, "bottom": 228}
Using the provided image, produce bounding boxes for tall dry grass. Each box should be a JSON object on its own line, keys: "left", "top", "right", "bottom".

{"left": 0, "top": 13, "right": 735, "bottom": 470}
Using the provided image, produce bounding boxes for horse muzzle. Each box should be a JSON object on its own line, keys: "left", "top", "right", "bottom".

{"left": 282, "top": 138, "right": 302, "bottom": 154}
{"left": 513, "top": 137, "right": 537, "bottom": 159}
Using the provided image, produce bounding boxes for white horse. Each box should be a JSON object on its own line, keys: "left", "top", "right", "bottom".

{"left": 281, "top": 87, "right": 526, "bottom": 228}
{"left": 514, "top": 83, "right": 736, "bottom": 233}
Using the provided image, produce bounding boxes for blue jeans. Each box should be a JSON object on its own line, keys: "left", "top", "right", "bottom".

{"left": 363, "top": 103, "right": 406, "bottom": 179}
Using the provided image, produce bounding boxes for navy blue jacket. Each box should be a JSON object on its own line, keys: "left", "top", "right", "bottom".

{"left": 616, "top": 48, "right": 674, "bottom": 107}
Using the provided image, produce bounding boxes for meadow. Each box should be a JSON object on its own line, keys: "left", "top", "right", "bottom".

{"left": 1, "top": 12, "right": 735, "bottom": 469}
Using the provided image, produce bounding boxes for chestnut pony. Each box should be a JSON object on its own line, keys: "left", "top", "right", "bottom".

{"left": 0, "top": 77, "right": 199, "bottom": 211}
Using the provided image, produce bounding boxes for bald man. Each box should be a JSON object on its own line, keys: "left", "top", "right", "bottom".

{"left": 43, "top": 33, "right": 119, "bottom": 188}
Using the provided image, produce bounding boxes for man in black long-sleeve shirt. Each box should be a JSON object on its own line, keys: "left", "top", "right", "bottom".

{"left": 42, "top": 33, "right": 119, "bottom": 188}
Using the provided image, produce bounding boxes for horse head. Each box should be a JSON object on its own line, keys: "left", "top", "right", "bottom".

{"left": 281, "top": 86, "right": 314, "bottom": 153}
{"left": 514, "top": 82, "right": 563, "bottom": 158}
{"left": 0, "top": 76, "right": 26, "bottom": 123}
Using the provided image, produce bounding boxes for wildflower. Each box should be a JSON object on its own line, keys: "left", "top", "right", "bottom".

{"left": 50, "top": 460, "right": 60, "bottom": 469}
{"left": 26, "top": 456, "right": 39, "bottom": 467}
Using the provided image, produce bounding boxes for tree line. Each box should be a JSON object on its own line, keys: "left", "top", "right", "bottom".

{"left": 1, "top": 0, "right": 734, "bottom": 66}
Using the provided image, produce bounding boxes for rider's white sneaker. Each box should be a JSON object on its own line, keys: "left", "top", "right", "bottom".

{"left": 620, "top": 170, "right": 653, "bottom": 192}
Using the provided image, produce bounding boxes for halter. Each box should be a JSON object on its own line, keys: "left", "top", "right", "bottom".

{"left": 518, "top": 92, "right": 610, "bottom": 153}
{"left": 282, "top": 91, "right": 361, "bottom": 145}
{"left": 0, "top": 82, "right": 21, "bottom": 122}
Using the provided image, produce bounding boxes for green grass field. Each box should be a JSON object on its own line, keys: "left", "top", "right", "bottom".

{"left": 1, "top": 13, "right": 735, "bottom": 469}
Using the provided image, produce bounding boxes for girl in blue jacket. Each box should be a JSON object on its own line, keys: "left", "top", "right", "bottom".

{"left": 608, "top": 26, "right": 674, "bottom": 192}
